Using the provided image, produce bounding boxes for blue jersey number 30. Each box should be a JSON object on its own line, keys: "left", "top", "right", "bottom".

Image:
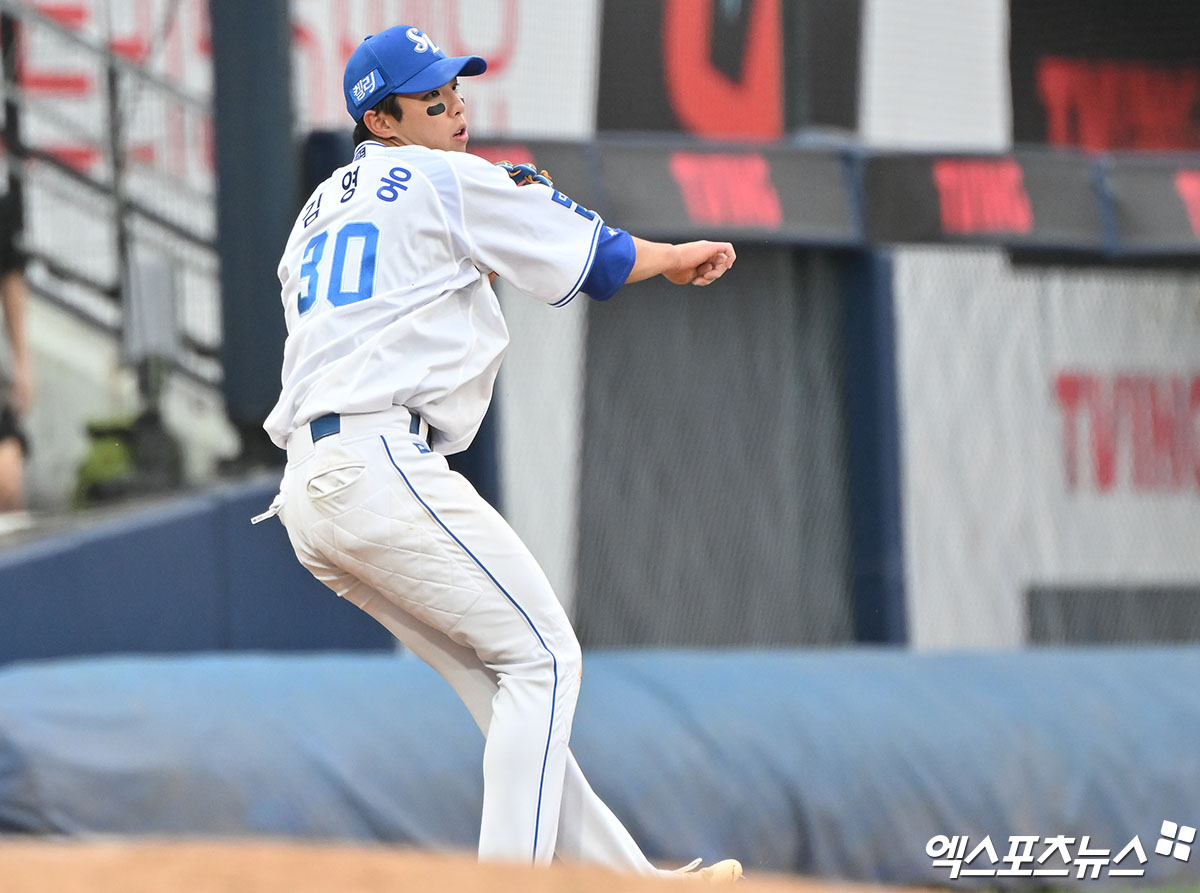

{"left": 298, "top": 221, "right": 380, "bottom": 315}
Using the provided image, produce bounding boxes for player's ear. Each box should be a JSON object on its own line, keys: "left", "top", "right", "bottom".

{"left": 363, "top": 107, "right": 398, "bottom": 140}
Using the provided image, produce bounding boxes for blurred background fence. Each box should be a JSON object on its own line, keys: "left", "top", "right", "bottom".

{"left": 0, "top": 0, "right": 1196, "bottom": 651}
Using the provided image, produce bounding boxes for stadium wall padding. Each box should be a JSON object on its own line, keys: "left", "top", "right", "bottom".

{"left": 0, "top": 648, "right": 1196, "bottom": 888}
{"left": 0, "top": 475, "right": 393, "bottom": 664}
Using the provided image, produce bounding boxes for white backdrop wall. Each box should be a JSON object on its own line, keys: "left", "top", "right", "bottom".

{"left": 290, "top": 0, "right": 602, "bottom": 138}
{"left": 893, "top": 247, "right": 1200, "bottom": 649}
{"left": 859, "top": 0, "right": 1011, "bottom": 150}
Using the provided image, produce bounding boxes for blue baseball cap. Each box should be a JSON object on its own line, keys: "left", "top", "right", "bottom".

{"left": 343, "top": 26, "right": 487, "bottom": 121}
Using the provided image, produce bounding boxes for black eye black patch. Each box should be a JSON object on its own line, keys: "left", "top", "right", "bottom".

{"left": 426, "top": 102, "right": 446, "bottom": 116}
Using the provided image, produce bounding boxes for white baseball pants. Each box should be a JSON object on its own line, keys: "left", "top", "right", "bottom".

{"left": 274, "top": 406, "right": 659, "bottom": 871}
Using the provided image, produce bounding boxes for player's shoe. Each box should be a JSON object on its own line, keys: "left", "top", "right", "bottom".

{"left": 673, "top": 857, "right": 744, "bottom": 882}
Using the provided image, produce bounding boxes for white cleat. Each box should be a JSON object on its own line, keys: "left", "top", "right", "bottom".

{"left": 674, "top": 857, "right": 744, "bottom": 882}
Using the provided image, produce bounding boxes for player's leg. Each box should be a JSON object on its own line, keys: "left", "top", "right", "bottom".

{"left": 282, "top": 429, "right": 579, "bottom": 865}
{"left": 558, "top": 756, "right": 663, "bottom": 872}
{"left": 372, "top": 433, "right": 579, "bottom": 866}
{"left": 328, "top": 573, "right": 661, "bottom": 874}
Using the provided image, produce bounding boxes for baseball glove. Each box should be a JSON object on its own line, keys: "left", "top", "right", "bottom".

{"left": 495, "top": 160, "right": 554, "bottom": 188}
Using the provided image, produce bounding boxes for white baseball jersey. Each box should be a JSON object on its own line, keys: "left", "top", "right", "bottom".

{"left": 264, "top": 141, "right": 630, "bottom": 454}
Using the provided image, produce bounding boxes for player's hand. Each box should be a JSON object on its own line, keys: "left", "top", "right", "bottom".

{"left": 495, "top": 160, "right": 554, "bottom": 188}
{"left": 663, "top": 241, "right": 736, "bottom": 286}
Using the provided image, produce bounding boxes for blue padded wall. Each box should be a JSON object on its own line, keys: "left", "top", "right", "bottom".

{"left": 0, "top": 476, "right": 393, "bottom": 663}
{"left": 0, "top": 647, "right": 1196, "bottom": 888}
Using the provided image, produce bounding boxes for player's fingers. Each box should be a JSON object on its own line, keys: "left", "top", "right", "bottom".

{"left": 692, "top": 252, "right": 732, "bottom": 285}
{"left": 697, "top": 253, "right": 729, "bottom": 280}
{"left": 675, "top": 242, "right": 735, "bottom": 286}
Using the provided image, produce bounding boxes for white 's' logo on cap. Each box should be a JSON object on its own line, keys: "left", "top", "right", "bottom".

{"left": 406, "top": 27, "right": 441, "bottom": 54}
{"left": 352, "top": 70, "right": 378, "bottom": 104}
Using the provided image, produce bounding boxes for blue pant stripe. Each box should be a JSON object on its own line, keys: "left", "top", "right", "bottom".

{"left": 381, "top": 435, "right": 557, "bottom": 863}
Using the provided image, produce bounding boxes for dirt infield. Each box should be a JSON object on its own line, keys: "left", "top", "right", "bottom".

{"left": 0, "top": 838, "right": 928, "bottom": 893}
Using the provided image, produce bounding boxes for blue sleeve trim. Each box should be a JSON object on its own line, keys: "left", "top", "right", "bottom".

{"left": 580, "top": 228, "right": 635, "bottom": 302}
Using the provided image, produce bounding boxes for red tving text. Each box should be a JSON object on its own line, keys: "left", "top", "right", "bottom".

{"left": 1038, "top": 57, "right": 1200, "bottom": 150}
{"left": 668, "top": 152, "right": 782, "bottom": 227}
{"left": 1055, "top": 371, "right": 1200, "bottom": 492}
{"left": 932, "top": 159, "right": 1034, "bottom": 235}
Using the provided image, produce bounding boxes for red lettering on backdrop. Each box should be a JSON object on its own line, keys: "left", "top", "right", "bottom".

{"left": 931, "top": 159, "right": 1034, "bottom": 235}
{"left": 43, "top": 145, "right": 98, "bottom": 169}
{"left": 20, "top": 3, "right": 90, "bottom": 94}
{"left": 1055, "top": 371, "right": 1200, "bottom": 493}
{"left": 18, "top": 4, "right": 92, "bottom": 171}
{"left": 7, "top": 2, "right": 209, "bottom": 178}
{"left": 668, "top": 152, "right": 782, "bottom": 226}
{"left": 1038, "top": 57, "right": 1200, "bottom": 150}
{"left": 1174, "top": 171, "right": 1200, "bottom": 238}
{"left": 662, "top": 0, "right": 782, "bottom": 141}
{"left": 1056, "top": 374, "right": 1085, "bottom": 488}
{"left": 33, "top": 3, "right": 87, "bottom": 28}
{"left": 107, "top": 0, "right": 151, "bottom": 62}
{"left": 193, "top": 0, "right": 211, "bottom": 56}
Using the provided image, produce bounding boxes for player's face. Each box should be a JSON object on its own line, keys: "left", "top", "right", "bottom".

{"left": 393, "top": 79, "right": 470, "bottom": 152}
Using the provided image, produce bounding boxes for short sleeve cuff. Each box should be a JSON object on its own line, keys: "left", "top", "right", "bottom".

{"left": 581, "top": 228, "right": 635, "bottom": 302}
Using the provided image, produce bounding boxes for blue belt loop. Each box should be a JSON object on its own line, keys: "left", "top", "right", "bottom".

{"left": 309, "top": 413, "right": 340, "bottom": 443}
{"left": 409, "top": 413, "right": 421, "bottom": 436}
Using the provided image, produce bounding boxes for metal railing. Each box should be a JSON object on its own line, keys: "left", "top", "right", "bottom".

{"left": 0, "top": 0, "right": 221, "bottom": 387}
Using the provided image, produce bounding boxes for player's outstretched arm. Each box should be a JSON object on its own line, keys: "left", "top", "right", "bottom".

{"left": 627, "top": 236, "right": 736, "bottom": 287}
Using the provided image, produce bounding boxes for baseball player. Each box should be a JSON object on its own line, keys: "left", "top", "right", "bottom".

{"left": 256, "top": 25, "right": 740, "bottom": 882}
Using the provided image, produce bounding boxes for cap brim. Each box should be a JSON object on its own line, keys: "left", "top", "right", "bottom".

{"left": 395, "top": 55, "right": 487, "bottom": 95}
